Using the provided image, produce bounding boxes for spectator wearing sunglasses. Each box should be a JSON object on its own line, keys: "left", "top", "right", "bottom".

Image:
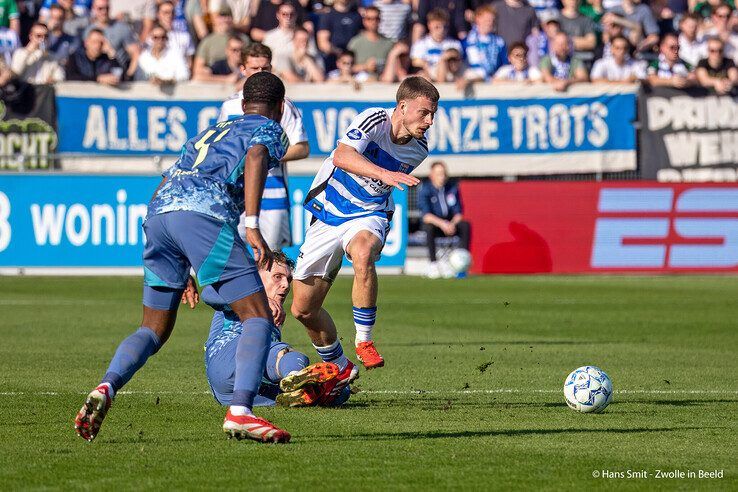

{"left": 696, "top": 36, "right": 738, "bottom": 94}
{"left": 138, "top": 23, "right": 190, "bottom": 84}
{"left": 646, "top": 32, "right": 696, "bottom": 88}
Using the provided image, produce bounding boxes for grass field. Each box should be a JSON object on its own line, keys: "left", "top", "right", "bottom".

{"left": 0, "top": 275, "right": 736, "bottom": 490}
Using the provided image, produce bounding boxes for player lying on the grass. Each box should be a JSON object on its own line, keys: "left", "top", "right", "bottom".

{"left": 75, "top": 72, "right": 295, "bottom": 444}
{"left": 290, "top": 76, "right": 439, "bottom": 377}
{"left": 198, "top": 251, "right": 351, "bottom": 407}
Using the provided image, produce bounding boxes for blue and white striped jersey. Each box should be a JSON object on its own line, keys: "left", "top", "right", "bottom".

{"left": 218, "top": 94, "right": 307, "bottom": 211}
{"left": 304, "top": 107, "right": 429, "bottom": 226}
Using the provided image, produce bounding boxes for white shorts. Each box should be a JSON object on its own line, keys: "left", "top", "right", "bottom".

{"left": 293, "top": 215, "right": 389, "bottom": 282}
{"left": 237, "top": 209, "right": 291, "bottom": 251}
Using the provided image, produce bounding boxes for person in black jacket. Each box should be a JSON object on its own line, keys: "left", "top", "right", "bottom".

{"left": 65, "top": 28, "right": 121, "bottom": 85}
{"left": 418, "top": 160, "right": 471, "bottom": 278}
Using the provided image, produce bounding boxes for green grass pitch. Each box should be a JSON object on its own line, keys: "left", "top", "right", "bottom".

{"left": 0, "top": 275, "right": 736, "bottom": 489}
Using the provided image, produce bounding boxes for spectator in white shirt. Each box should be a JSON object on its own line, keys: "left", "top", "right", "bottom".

{"left": 10, "top": 22, "right": 65, "bottom": 83}
{"left": 138, "top": 23, "right": 189, "bottom": 84}
{"left": 410, "top": 9, "right": 462, "bottom": 80}
{"left": 493, "top": 41, "right": 542, "bottom": 83}
{"left": 590, "top": 35, "right": 646, "bottom": 83}
{"left": 678, "top": 13, "right": 706, "bottom": 68}
{"left": 281, "top": 27, "right": 325, "bottom": 82}
{"left": 264, "top": 2, "right": 317, "bottom": 74}
{"left": 153, "top": 1, "right": 194, "bottom": 62}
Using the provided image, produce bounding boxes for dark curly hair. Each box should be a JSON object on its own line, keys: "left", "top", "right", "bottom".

{"left": 242, "top": 71, "right": 285, "bottom": 106}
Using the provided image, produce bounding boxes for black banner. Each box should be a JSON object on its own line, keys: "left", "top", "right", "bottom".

{"left": 0, "top": 82, "right": 58, "bottom": 170}
{"left": 639, "top": 85, "right": 738, "bottom": 181}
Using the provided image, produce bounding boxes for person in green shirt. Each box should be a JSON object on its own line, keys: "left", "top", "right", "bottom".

{"left": 0, "top": 0, "right": 20, "bottom": 34}
{"left": 347, "top": 6, "right": 395, "bottom": 77}
{"left": 540, "top": 31, "right": 589, "bottom": 91}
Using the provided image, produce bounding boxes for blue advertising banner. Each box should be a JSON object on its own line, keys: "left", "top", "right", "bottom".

{"left": 56, "top": 94, "right": 636, "bottom": 158}
{"left": 0, "top": 174, "right": 407, "bottom": 268}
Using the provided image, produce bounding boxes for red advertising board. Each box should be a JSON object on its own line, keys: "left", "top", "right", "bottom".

{"left": 459, "top": 181, "right": 738, "bottom": 274}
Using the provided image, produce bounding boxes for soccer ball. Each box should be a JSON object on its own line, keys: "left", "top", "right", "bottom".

{"left": 564, "top": 366, "right": 613, "bottom": 413}
{"left": 447, "top": 248, "right": 472, "bottom": 275}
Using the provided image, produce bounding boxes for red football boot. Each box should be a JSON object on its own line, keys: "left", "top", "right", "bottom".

{"left": 223, "top": 411, "right": 291, "bottom": 443}
{"left": 355, "top": 341, "right": 385, "bottom": 369}
{"left": 74, "top": 384, "right": 113, "bottom": 442}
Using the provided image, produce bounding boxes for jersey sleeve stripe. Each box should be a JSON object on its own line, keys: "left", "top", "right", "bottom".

{"left": 358, "top": 111, "right": 387, "bottom": 131}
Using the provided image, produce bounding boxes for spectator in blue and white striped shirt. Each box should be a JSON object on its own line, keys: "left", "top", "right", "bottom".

{"left": 0, "top": 25, "right": 19, "bottom": 65}
{"left": 410, "top": 9, "right": 462, "bottom": 80}
{"left": 463, "top": 4, "right": 507, "bottom": 82}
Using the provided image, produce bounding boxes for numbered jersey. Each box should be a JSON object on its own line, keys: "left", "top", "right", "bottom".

{"left": 148, "top": 115, "right": 288, "bottom": 225}
{"left": 304, "top": 107, "right": 428, "bottom": 226}
{"left": 219, "top": 95, "right": 307, "bottom": 211}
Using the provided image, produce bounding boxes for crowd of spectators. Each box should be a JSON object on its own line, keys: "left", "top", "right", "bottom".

{"left": 2, "top": 0, "right": 738, "bottom": 91}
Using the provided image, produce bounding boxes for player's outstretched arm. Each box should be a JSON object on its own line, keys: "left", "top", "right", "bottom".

{"left": 334, "top": 143, "right": 420, "bottom": 191}
{"left": 243, "top": 144, "right": 274, "bottom": 269}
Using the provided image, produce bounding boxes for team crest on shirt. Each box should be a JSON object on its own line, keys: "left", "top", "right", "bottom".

{"left": 347, "top": 129, "right": 363, "bottom": 140}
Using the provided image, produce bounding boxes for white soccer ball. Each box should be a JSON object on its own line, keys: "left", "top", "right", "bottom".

{"left": 564, "top": 366, "right": 613, "bottom": 413}
{"left": 447, "top": 248, "right": 472, "bottom": 274}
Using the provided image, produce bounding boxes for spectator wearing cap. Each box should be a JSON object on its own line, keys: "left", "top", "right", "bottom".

{"left": 695, "top": 37, "right": 738, "bottom": 94}
{"left": 605, "top": 0, "right": 660, "bottom": 55}
{"left": 558, "top": 0, "right": 597, "bottom": 61}
{"left": 540, "top": 31, "right": 588, "bottom": 90}
{"left": 65, "top": 28, "right": 122, "bottom": 85}
{"left": 411, "top": 9, "right": 463, "bottom": 80}
{"left": 138, "top": 23, "right": 189, "bottom": 84}
{"left": 435, "top": 47, "right": 467, "bottom": 83}
{"left": 413, "top": 0, "right": 467, "bottom": 43}
{"left": 490, "top": 0, "right": 537, "bottom": 46}
{"left": 590, "top": 35, "right": 646, "bottom": 82}
{"left": 193, "top": 6, "right": 243, "bottom": 79}
{"left": 281, "top": 27, "right": 325, "bottom": 82}
{"left": 11, "top": 22, "right": 65, "bottom": 83}
{"left": 463, "top": 5, "right": 507, "bottom": 82}
{"left": 194, "top": 34, "right": 243, "bottom": 82}
{"left": 347, "top": 7, "right": 395, "bottom": 77}
{"left": 678, "top": 13, "right": 706, "bottom": 67}
{"left": 646, "top": 33, "right": 696, "bottom": 87}
{"left": 493, "top": 41, "right": 542, "bottom": 82}
{"left": 83, "top": 0, "right": 141, "bottom": 79}
{"left": 526, "top": 8, "right": 559, "bottom": 69}
{"left": 45, "top": 4, "right": 78, "bottom": 64}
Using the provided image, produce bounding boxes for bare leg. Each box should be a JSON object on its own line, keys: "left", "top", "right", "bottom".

{"left": 346, "top": 231, "right": 383, "bottom": 309}
{"left": 291, "top": 276, "right": 337, "bottom": 346}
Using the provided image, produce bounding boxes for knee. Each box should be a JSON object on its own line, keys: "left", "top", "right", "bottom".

{"left": 291, "top": 302, "right": 317, "bottom": 324}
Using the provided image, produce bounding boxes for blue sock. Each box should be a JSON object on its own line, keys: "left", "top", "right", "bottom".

{"left": 353, "top": 306, "right": 377, "bottom": 345}
{"left": 275, "top": 351, "right": 309, "bottom": 380}
{"left": 313, "top": 340, "right": 348, "bottom": 371}
{"left": 231, "top": 318, "right": 273, "bottom": 409}
{"left": 102, "top": 327, "right": 161, "bottom": 393}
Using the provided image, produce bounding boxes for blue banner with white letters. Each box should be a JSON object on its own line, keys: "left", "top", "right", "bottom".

{"left": 56, "top": 94, "right": 636, "bottom": 157}
{"left": 0, "top": 174, "right": 406, "bottom": 268}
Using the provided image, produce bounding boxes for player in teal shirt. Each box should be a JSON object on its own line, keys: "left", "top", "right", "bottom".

{"left": 75, "top": 72, "right": 295, "bottom": 444}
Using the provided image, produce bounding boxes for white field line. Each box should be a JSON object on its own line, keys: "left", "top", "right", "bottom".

{"left": 0, "top": 389, "right": 736, "bottom": 396}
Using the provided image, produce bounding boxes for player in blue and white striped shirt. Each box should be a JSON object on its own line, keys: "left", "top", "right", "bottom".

{"left": 218, "top": 43, "right": 309, "bottom": 250}
{"left": 291, "top": 77, "right": 439, "bottom": 395}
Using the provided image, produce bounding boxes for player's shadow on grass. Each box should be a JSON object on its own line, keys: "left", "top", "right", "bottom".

{"left": 625, "top": 399, "right": 738, "bottom": 407}
{"left": 317, "top": 426, "right": 713, "bottom": 442}
{"left": 383, "top": 340, "right": 591, "bottom": 347}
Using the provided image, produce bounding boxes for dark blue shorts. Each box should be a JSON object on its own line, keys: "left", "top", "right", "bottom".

{"left": 142, "top": 211, "right": 262, "bottom": 310}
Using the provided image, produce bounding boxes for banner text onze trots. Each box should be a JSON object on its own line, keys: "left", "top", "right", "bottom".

{"left": 0, "top": 174, "right": 406, "bottom": 268}
{"left": 56, "top": 90, "right": 637, "bottom": 175}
